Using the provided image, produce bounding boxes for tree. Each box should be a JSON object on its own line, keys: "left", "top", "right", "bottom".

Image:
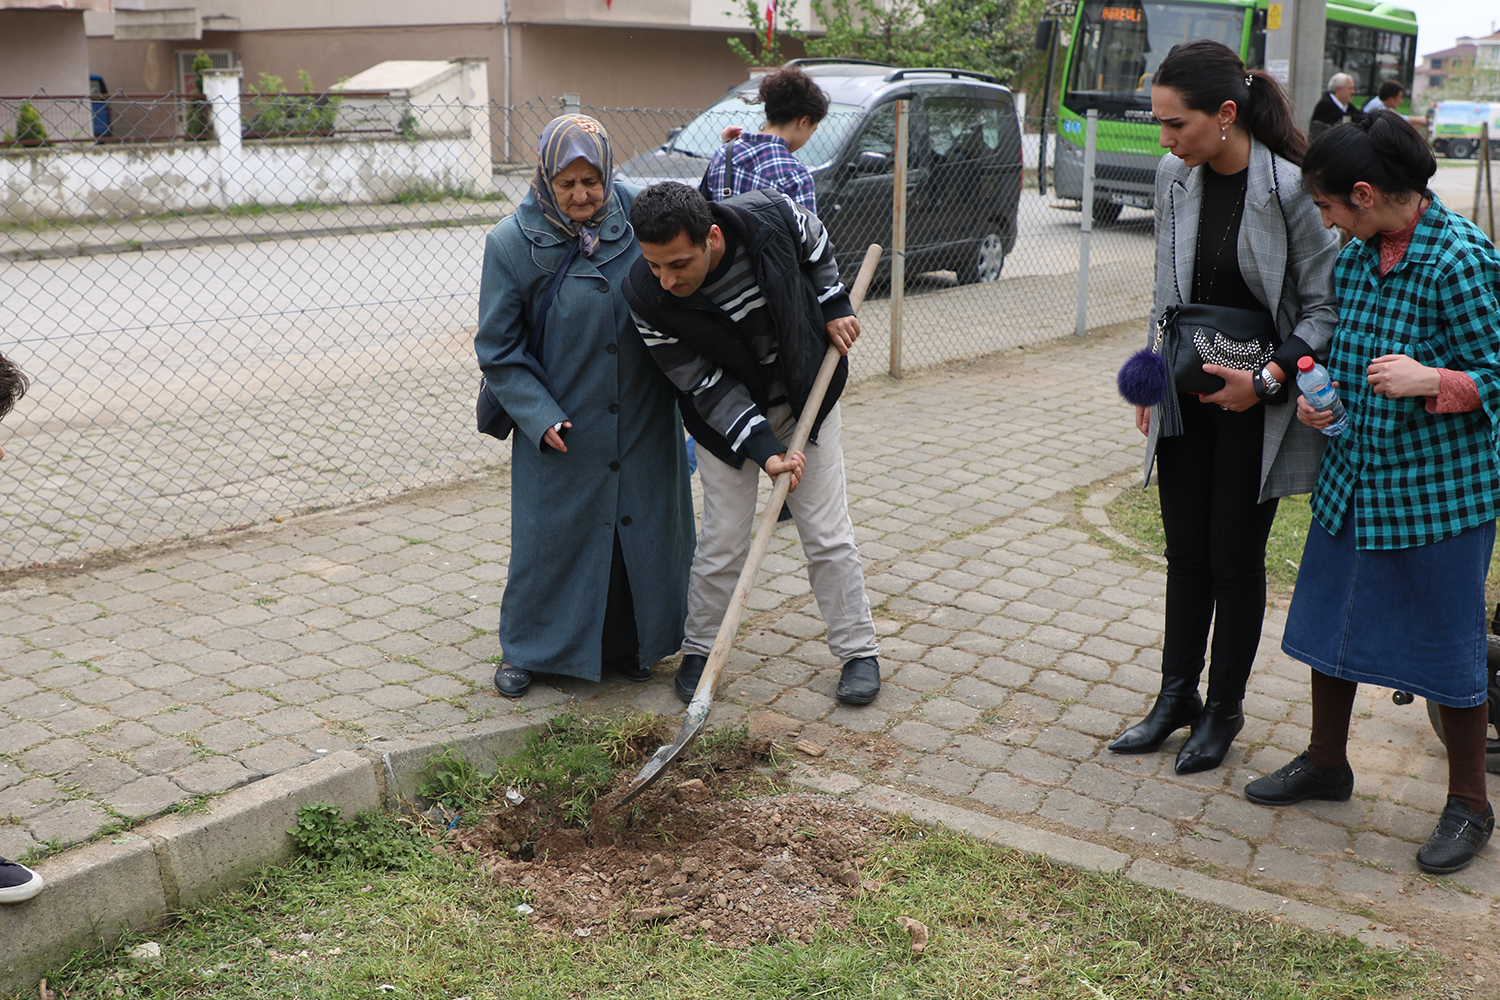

{"left": 726, "top": 0, "right": 803, "bottom": 67}
{"left": 1422, "top": 60, "right": 1500, "bottom": 105}
{"left": 798, "top": 0, "right": 1047, "bottom": 84}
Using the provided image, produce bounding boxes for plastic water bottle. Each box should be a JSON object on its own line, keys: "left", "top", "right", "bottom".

{"left": 1295, "top": 356, "right": 1348, "bottom": 437}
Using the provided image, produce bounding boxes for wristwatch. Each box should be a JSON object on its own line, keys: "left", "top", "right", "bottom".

{"left": 1253, "top": 366, "right": 1282, "bottom": 400}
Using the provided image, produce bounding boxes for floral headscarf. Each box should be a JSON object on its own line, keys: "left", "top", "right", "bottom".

{"left": 532, "top": 113, "right": 615, "bottom": 256}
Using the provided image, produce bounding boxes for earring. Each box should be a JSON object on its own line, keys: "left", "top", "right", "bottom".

{"left": 1220, "top": 124, "right": 1227, "bottom": 141}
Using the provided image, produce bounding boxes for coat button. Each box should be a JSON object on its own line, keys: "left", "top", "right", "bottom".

{"left": 598, "top": 284, "right": 609, "bottom": 293}
{"left": 620, "top": 516, "right": 632, "bottom": 526}
{"left": 609, "top": 403, "right": 620, "bottom": 414}
{"left": 609, "top": 461, "right": 621, "bottom": 471}
{"left": 606, "top": 343, "right": 617, "bottom": 354}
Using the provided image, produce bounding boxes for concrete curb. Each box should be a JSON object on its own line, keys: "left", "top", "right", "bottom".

{"left": 0, "top": 714, "right": 545, "bottom": 991}
{"left": 791, "top": 764, "right": 1412, "bottom": 953}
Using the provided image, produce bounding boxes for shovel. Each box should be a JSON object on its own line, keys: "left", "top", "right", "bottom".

{"left": 612, "top": 243, "right": 882, "bottom": 810}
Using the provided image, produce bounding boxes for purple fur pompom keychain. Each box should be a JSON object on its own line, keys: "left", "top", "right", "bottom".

{"left": 1117, "top": 347, "right": 1169, "bottom": 407}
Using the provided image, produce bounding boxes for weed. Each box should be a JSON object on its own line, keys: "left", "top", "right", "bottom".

{"left": 418, "top": 744, "right": 499, "bottom": 813}
{"left": 287, "top": 802, "right": 420, "bottom": 869}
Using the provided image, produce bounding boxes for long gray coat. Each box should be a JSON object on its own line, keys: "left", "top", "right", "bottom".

{"left": 475, "top": 187, "right": 693, "bottom": 679}
{"left": 1143, "top": 139, "right": 1340, "bottom": 501}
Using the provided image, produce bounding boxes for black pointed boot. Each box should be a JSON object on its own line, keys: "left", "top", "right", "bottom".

{"left": 1175, "top": 700, "right": 1244, "bottom": 774}
{"left": 1108, "top": 676, "right": 1203, "bottom": 754}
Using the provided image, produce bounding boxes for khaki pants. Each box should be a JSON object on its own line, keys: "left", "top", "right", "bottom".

{"left": 684, "top": 403, "right": 878, "bottom": 663}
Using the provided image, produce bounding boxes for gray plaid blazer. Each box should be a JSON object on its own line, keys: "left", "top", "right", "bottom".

{"left": 1142, "top": 138, "right": 1340, "bottom": 501}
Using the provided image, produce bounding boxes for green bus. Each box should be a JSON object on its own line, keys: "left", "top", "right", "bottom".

{"left": 1045, "top": 0, "right": 1418, "bottom": 222}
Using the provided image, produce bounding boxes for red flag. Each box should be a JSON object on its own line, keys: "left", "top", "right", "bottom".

{"left": 765, "top": 0, "right": 776, "bottom": 49}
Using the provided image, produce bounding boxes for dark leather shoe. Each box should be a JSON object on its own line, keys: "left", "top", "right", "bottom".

{"left": 1108, "top": 685, "right": 1203, "bottom": 754}
{"left": 1244, "top": 751, "right": 1355, "bottom": 805}
{"left": 493, "top": 664, "right": 532, "bottom": 699}
{"left": 1175, "top": 701, "right": 1244, "bottom": 774}
{"left": 674, "top": 654, "right": 708, "bottom": 703}
{"left": 837, "top": 656, "right": 881, "bottom": 705}
{"left": 1416, "top": 798, "right": 1495, "bottom": 874}
{"left": 606, "top": 653, "right": 652, "bottom": 683}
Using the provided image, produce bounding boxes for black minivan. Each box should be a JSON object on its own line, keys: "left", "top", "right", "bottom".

{"left": 615, "top": 60, "right": 1024, "bottom": 284}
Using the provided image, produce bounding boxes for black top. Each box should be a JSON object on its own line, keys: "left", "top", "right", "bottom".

{"left": 1190, "top": 166, "right": 1263, "bottom": 313}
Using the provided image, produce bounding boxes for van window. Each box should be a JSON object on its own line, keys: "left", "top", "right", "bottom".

{"left": 849, "top": 103, "right": 925, "bottom": 169}
{"left": 669, "top": 94, "right": 863, "bottom": 169}
{"left": 926, "top": 97, "right": 1006, "bottom": 160}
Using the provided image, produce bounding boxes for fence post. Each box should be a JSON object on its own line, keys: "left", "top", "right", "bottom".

{"left": 1476, "top": 121, "right": 1494, "bottom": 241}
{"left": 202, "top": 68, "right": 243, "bottom": 210}
{"left": 562, "top": 93, "right": 580, "bottom": 116}
{"left": 889, "top": 98, "right": 908, "bottom": 379}
{"left": 454, "top": 57, "right": 492, "bottom": 195}
{"left": 1074, "top": 107, "right": 1097, "bottom": 338}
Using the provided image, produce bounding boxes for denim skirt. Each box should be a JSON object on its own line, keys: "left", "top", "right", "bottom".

{"left": 1281, "top": 515, "right": 1495, "bottom": 708}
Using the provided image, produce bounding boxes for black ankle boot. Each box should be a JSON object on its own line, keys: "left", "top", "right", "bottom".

{"left": 1175, "top": 700, "right": 1244, "bottom": 774}
{"left": 1108, "top": 677, "right": 1203, "bottom": 754}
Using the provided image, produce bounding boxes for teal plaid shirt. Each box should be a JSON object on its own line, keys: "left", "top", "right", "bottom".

{"left": 1312, "top": 198, "right": 1500, "bottom": 550}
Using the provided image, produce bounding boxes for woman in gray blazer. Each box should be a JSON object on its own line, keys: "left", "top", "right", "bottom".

{"left": 1111, "top": 41, "right": 1339, "bottom": 774}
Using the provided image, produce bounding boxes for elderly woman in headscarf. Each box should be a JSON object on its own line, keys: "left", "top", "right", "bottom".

{"left": 475, "top": 113, "right": 694, "bottom": 698}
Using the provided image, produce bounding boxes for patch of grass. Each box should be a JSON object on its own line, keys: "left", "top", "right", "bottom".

{"left": 1106, "top": 484, "right": 1500, "bottom": 606}
{"left": 11, "top": 824, "right": 1447, "bottom": 1000}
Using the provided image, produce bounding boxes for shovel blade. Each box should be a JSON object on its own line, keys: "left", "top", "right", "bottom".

{"left": 611, "top": 698, "right": 710, "bottom": 809}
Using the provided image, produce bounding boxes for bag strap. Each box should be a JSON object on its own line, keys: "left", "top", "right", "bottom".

{"left": 698, "top": 137, "right": 737, "bottom": 201}
{"left": 527, "top": 239, "right": 583, "bottom": 357}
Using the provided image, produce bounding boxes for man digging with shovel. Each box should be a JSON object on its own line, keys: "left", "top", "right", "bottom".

{"left": 625, "top": 182, "right": 881, "bottom": 708}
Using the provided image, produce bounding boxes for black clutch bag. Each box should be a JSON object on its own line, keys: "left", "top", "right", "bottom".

{"left": 1164, "top": 302, "right": 1278, "bottom": 396}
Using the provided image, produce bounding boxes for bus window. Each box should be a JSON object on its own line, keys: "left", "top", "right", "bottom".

{"left": 1066, "top": 0, "right": 1245, "bottom": 99}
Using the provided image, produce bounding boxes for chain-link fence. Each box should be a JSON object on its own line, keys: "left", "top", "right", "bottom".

{"left": 0, "top": 92, "right": 1160, "bottom": 570}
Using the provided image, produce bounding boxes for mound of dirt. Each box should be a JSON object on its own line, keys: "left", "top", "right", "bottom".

{"left": 433, "top": 737, "right": 890, "bottom": 948}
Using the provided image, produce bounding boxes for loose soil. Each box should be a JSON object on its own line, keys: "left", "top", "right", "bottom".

{"left": 429, "top": 729, "right": 891, "bottom": 949}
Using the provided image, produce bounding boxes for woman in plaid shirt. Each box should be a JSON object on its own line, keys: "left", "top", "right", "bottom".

{"left": 1244, "top": 111, "right": 1500, "bottom": 875}
{"left": 704, "top": 66, "right": 828, "bottom": 213}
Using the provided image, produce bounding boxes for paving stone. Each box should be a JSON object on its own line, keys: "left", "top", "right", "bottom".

{"left": 1039, "top": 788, "right": 1111, "bottom": 832}
{"left": 887, "top": 720, "right": 950, "bottom": 752}
{"left": 1128, "top": 781, "right": 1207, "bottom": 821}
{"left": 909, "top": 756, "right": 981, "bottom": 797}
{"left": 1006, "top": 747, "right": 1075, "bottom": 786}
{"left": 971, "top": 772, "right": 1044, "bottom": 814}
{"left": 25, "top": 800, "right": 111, "bottom": 847}
{"left": 237, "top": 740, "right": 321, "bottom": 775}
{"left": 1249, "top": 843, "right": 1331, "bottom": 889}
{"left": 1176, "top": 825, "right": 1253, "bottom": 870}
{"left": 1064, "top": 762, "right": 1138, "bottom": 805}
{"left": 1030, "top": 725, "right": 1102, "bottom": 761}
{"left": 916, "top": 697, "right": 981, "bottom": 730}
{"left": 105, "top": 776, "right": 187, "bottom": 818}
{"left": 1108, "top": 806, "right": 1177, "bottom": 845}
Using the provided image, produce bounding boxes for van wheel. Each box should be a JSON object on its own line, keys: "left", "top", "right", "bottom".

{"left": 1448, "top": 138, "right": 1474, "bottom": 159}
{"left": 956, "top": 232, "right": 1005, "bottom": 284}
{"left": 1424, "top": 635, "right": 1500, "bottom": 773}
{"left": 1091, "top": 199, "right": 1123, "bottom": 225}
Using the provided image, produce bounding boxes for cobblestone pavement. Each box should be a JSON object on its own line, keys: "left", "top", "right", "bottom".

{"left": 1, "top": 321, "right": 1496, "bottom": 955}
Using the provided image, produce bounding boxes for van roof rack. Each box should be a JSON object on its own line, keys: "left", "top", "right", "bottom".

{"left": 884, "top": 67, "right": 1003, "bottom": 86}
{"left": 784, "top": 58, "right": 896, "bottom": 70}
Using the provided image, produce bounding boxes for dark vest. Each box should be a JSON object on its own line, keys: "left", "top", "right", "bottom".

{"left": 626, "top": 192, "right": 847, "bottom": 468}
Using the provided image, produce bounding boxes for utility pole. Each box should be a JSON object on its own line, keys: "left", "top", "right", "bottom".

{"left": 1262, "top": 0, "right": 1328, "bottom": 126}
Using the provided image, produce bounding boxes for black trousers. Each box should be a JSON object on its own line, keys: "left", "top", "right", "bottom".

{"left": 1153, "top": 395, "right": 1279, "bottom": 701}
